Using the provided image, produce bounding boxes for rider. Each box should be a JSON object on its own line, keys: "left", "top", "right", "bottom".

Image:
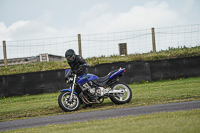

{"left": 65, "top": 49, "right": 92, "bottom": 108}
{"left": 65, "top": 49, "right": 89, "bottom": 76}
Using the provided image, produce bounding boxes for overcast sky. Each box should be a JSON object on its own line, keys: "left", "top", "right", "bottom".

{"left": 0, "top": 0, "right": 199, "bottom": 41}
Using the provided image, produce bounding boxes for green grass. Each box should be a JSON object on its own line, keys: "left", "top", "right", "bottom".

{"left": 0, "top": 77, "right": 200, "bottom": 122}
{"left": 2, "top": 109, "right": 200, "bottom": 133}
{"left": 0, "top": 46, "right": 199, "bottom": 75}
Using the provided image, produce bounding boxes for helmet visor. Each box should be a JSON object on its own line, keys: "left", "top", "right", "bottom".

{"left": 67, "top": 55, "right": 75, "bottom": 62}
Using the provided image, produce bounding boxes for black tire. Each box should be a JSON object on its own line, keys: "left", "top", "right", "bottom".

{"left": 58, "top": 91, "right": 80, "bottom": 112}
{"left": 110, "top": 82, "right": 132, "bottom": 104}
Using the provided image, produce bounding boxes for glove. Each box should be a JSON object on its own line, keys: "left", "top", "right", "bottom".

{"left": 79, "top": 64, "right": 85, "bottom": 69}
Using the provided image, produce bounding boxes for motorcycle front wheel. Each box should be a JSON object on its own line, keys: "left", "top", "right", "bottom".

{"left": 58, "top": 91, "right": 80, "bottom": 112}
{"left": 110, "top": 82, "right": 132, "bottom": 104}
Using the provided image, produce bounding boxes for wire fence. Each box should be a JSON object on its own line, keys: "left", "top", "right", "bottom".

{"left": 1, "top": 24, "right": 200, "bottom": 60}
{"left": 81, "top": 29, "right": 152, "bottom": 57}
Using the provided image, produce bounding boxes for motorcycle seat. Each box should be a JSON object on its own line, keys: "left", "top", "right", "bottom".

{"left": 93, "top": 69, "right": 119, "bottom": 86}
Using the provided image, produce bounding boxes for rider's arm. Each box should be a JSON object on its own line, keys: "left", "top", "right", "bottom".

{"left": 78, "top": 55, "right": 89, "bottom": 67}
{"left": 73, "top": 55, "right": 89, "bottom": 74}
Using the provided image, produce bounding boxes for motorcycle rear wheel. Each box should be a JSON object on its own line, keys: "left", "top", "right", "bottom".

{"left": 58, "top": 91, "right": 80, "bottom": 112}
{"left": 110, "top": 82, "right": 132, "bottom": 104}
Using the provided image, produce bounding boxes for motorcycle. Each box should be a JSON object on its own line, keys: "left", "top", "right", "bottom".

{"left": 58, "top": 67, "right": 132, "bottom": 112}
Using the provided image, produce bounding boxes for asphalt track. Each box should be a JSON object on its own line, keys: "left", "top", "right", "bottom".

{"left": 1, "top": 100, "right": 200, "bottom": 131}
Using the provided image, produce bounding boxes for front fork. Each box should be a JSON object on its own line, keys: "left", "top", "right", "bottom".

{"left": 69, "top": 74, "right": 77, "bottom": 102}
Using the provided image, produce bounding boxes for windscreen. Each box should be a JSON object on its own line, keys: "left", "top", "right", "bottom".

{"left": 65, "top": 69, "right": 72, "bottom": 79}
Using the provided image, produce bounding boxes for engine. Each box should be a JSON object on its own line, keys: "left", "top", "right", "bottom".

{"left": 96, "top": 87, "right": 105, "bottom": 96}
{"left": 82, "top": 81, "right": 104, "bottom": 97}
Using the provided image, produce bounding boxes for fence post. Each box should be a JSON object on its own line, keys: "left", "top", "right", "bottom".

{"left": 3, "top": 41, "right": 8, "bottom": 68}
{"left": 78, "top": 34, "right": 82, "bottom": 56}
{"left": 151, "top": 28, "right": 156, "bottom": 52}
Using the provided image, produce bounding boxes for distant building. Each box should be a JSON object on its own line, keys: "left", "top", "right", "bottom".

{"left": 0, "top": 54, "right": 66, "bottom": 67}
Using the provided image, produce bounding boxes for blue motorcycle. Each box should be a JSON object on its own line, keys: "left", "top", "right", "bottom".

{"left": 58, "top": 67, "right": 132, "bottom": 112}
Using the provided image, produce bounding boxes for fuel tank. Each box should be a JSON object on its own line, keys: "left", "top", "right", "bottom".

{"left": 77, "top": 74, "right": 99, "bottom": 84}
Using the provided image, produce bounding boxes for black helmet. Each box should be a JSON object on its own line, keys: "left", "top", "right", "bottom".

{"left": 65, "top": 49, "right": 76, "bottom": 62}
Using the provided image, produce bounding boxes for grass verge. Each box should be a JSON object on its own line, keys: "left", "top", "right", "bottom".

{"left": 0, "top": 77, "right": 200, "bottom": 122}
{"left": 2, "top": 109, "right": 200, "bottom": 133}
{"left": 0, "top": 46, "right": 199, "bottom": 76}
